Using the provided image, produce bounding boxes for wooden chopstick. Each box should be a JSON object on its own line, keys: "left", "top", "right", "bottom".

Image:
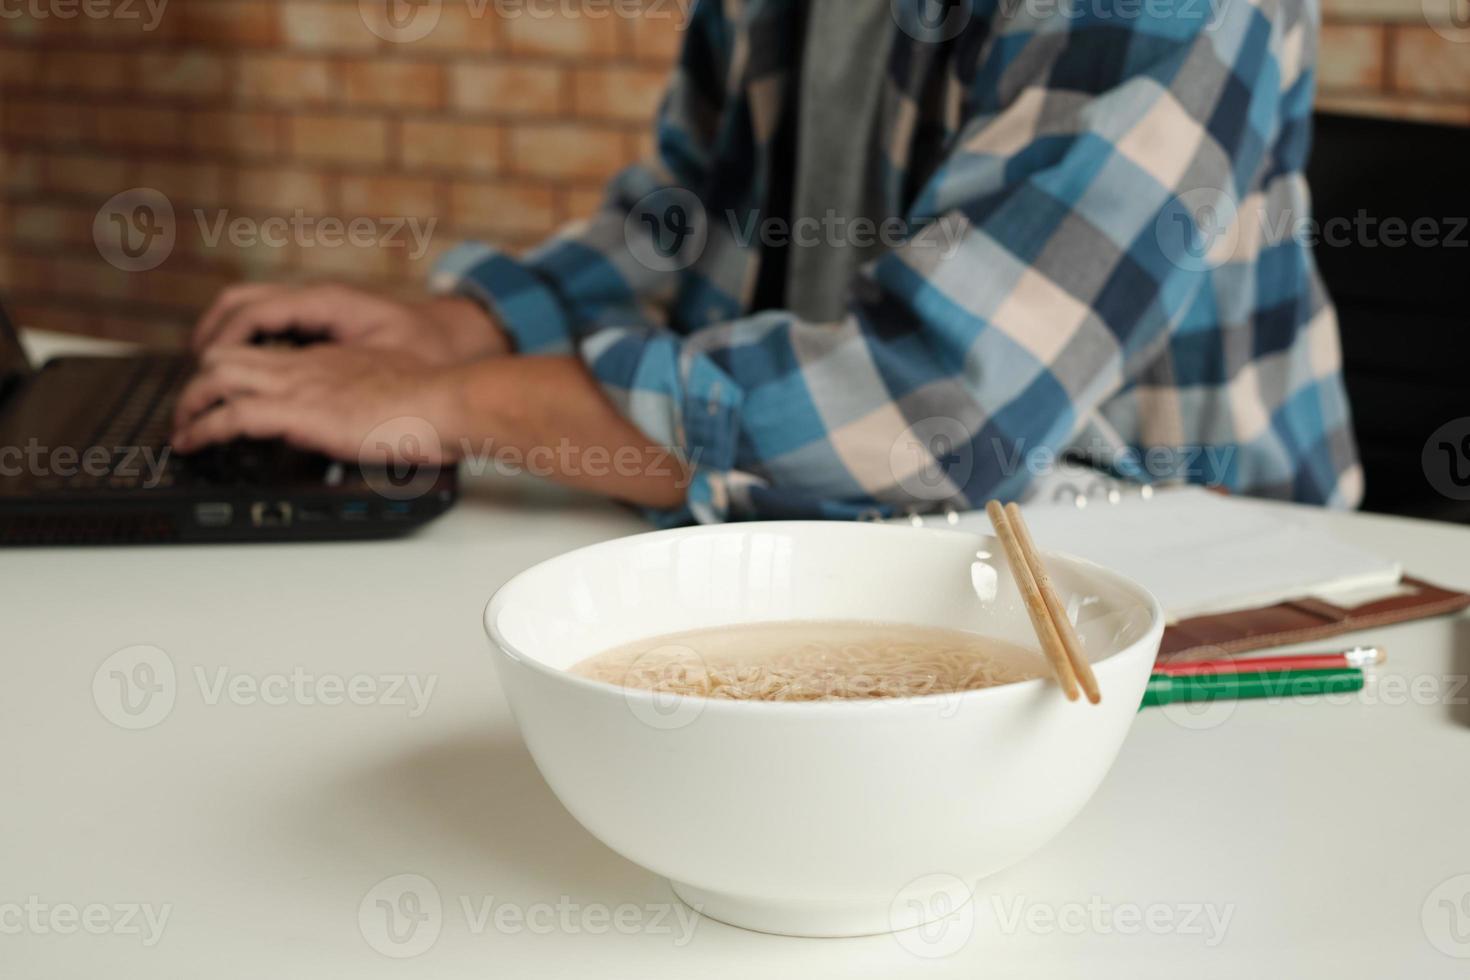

{"left": 985, "top": 500, "right": 1080, "bottom": 701}
{"left": 1006, "top": 502, "right": 1102, "bottom": 705}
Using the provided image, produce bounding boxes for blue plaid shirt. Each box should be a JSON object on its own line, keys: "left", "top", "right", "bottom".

{"left": 433, "top": 0, "right": 1362, "bottom": 525}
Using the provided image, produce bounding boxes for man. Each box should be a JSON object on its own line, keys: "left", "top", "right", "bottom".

{"left": 173, "top": 0, "right": 1362, "bottom": 525}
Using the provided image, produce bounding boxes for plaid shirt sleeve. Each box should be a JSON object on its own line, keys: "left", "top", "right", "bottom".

{"left": 434, "top": 1, "right": 1343, "bottom": 525}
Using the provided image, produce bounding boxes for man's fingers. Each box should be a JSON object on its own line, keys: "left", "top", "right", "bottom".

{"left": 192, "top": 283, "right": 287, "bottom": 352}
{"left": 172, "top": 397, "right": 308, "bottom": 454}
{"left": 171, "top": 354, "right": 296, "bottom": 432}
{"left": 195, "top": 284, "right": 374, "bottom": 352}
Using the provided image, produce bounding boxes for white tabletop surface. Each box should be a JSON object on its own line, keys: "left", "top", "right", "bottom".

{"left": 5, "top": 331, "right": 1469, "bottom": 978}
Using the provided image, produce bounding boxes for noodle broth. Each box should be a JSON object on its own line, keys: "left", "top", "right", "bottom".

{"left": 569, "top": 620, "right": 1047, "bottom": 702}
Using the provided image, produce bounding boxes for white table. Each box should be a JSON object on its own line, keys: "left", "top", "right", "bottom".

{"left": 4, "top": 331, "right": 1469, "bottom": 978}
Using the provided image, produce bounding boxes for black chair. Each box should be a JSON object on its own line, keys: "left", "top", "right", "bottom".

{"left": 1306, "top": 112, "right": 1470, "bottom": 524}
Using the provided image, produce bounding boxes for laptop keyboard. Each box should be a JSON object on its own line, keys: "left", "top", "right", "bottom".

{"left": 58, "top": 356, "right": 327, "bottom": 491}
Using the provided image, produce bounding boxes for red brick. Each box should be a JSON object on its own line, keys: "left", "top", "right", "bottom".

{"left": 372, "top": 3, "right": 498, "bottom": 52}
{"left": 187, "top": 109, "right": 281, "bottom": 159}
{"left": 1394, "top": 27, "right": 1470, "bottom": 98}
{"left": 340, "top": 58, "right": 443, "bottom": 109}
{"left": 45, "top": 153, "right": 134, "bottom": 198}
{"left": 572, "top": 65, "right": 667, "bottom": 122}
{"left": 0, "top": 46, "right": 42, "bottom": 87}
{"left": 96, "top": 106, "right": 185, "bottom": 150}
{"left": 339, "top": 175, "right": 440, "bottom": 217}
{"left": 234, "top": 167, "right": 334, "bottom": 213}
{"left": 401, "top": 120, "right": 504, "bottom": 175}
{"left": 503, "top": 13, "right": 619, "bottom": 59}
{"left": 280, "top": 3, "right": 382, "bottom": 51}
{"left": 39, "top": 50, "right": 132, "bottom": 93}
{"left": 0, "top": 149, "right": 43, "bottom": 194}
{"left": 510, "top": 124, "right": 627, "bottom": 179}
{"left": 3, "top": 99, "right": 91, "bottom": 145}
{"left": 52, "top": 256, "right": 138, "bottom": 303}
{"left": 449, "top": 62, "right": 564, "bottom": 115}
{"left": 289, "top": 114, "right": 390, "bottom": 166}
{"left": 9, "top": 202, "right": 94, "bottom": 247}
{"left": 297, "top": 238, "right": 397, "bottom": 279}
{"left": 138, "top": 51, "right": 230, "bottom": 99}
{"left": 564, "top": 184, "right": 608, "bottom": 218}
{"left": 628, "top": 10, "right": 686, "bottom": 63}
{"left": 237, "top": 55, "right": 336, "bottom": 105}
{"left": 134, "top": 161, "right": 227, "bottom": 205}
{"left": 179, "top": 1, "right": 281, "bottom": 45}
{"left": 449, "top": 180, "right": 558, "bottom": 236}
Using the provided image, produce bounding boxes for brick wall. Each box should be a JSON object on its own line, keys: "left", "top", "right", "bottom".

{"left": 1319, "top": 0, "right": 1470, "bottom": 125}
{"left": 0, "top": 0, "right": 1464, "bottom": 347}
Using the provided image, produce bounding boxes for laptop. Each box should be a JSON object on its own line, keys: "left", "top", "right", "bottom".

{"left": 0, "top": 303, "right": 457, "bottom": 545}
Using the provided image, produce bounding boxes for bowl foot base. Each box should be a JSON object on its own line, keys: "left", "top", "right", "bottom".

{"left": 668, "top": 876, "right": 973, "bottom": 939}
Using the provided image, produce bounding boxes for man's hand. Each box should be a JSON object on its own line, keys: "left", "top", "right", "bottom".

{"left": 191, "top": 283, "right": 510, "bottom": 365}
{"left": 170, "top": 345, "right": 467, "bottom": 463}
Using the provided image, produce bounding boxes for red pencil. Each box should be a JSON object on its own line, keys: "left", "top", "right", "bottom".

{"left": 1156, "top": 646, "right": 1384, "bottom": 677}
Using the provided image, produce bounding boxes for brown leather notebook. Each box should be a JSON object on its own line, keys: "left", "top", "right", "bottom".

{"left": 1158, "top": 576, "right": 1470, "bottom": 662}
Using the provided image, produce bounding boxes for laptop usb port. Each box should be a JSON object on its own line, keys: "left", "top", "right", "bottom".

{"left": 193, "top": 502, "right": 234, "bottom": 528}
{"left": 249, "top": 501, "right": 293, "bottom": 528}
{"left": 296, "top": 503, "right": 332, "bottom": 523}
{"left": 381, "top": 501, "right": 414, "bottom": 520}
{"left": 338, "top": 501, "right": 370, "bottom": 522}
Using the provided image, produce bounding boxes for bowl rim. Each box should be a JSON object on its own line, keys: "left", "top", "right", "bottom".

{"left": 483, "top": 520, "right": 1165, "bottom": 715}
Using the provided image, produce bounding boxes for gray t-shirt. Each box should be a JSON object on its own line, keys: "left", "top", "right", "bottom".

{"left": 785, "top": 0, "right": 898, "bottom": 323}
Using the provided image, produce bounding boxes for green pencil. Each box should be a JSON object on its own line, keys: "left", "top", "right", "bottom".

{"left": 1140, "top": 667, "right": 1365, "bottom": 709}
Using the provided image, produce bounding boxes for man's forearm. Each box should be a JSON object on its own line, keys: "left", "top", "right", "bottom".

{"left": 439, "top": 356, "right": 691, "bottom": 510}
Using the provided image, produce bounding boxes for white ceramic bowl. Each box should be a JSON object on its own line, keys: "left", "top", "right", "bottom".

{"left": 485, "top": 521, "right": 1163, "bottom": 938}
